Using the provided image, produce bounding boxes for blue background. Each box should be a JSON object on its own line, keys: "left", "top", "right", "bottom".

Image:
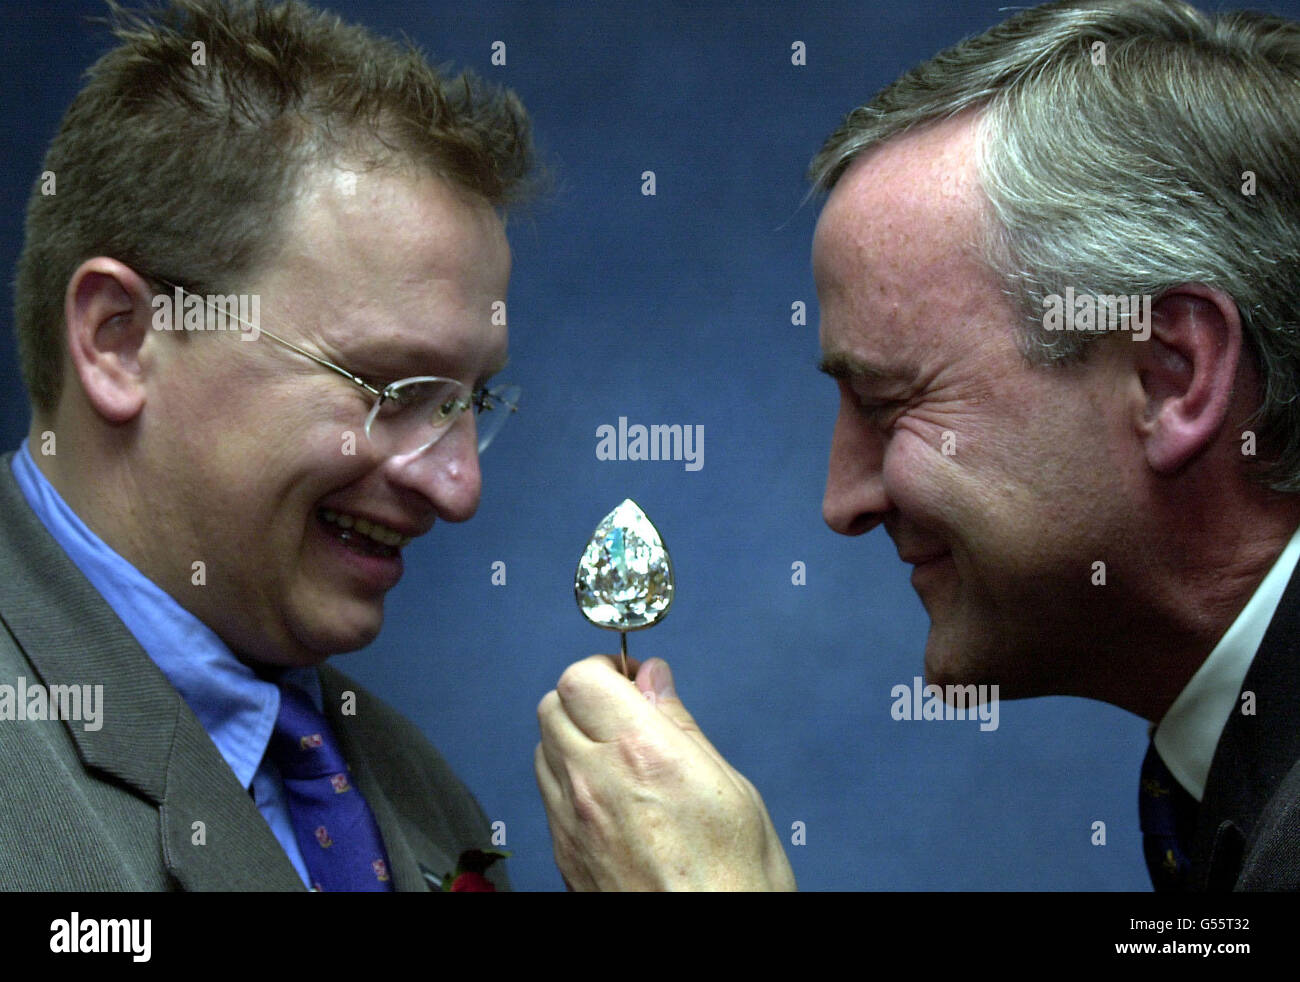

{"left": 5, "top": 0, "right": 1293, "bottom": 891}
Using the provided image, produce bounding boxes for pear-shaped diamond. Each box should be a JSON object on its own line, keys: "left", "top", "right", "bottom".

{"left": 575, "top": 499, "right": 674, "bottom": 631}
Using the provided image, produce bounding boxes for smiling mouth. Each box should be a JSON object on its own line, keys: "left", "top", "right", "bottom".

{"left": 317, "top": 508, "right": 412, "bottom": 559}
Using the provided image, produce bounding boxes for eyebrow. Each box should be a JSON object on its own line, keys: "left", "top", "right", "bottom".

{"left": 345, "top": 344, "right": 507, "bottom": 384}
{"left": 479, "top": 356, "right": 509, "bottom": 383}
{"left": 817, "top": 351, "right": 913, "bottom": 385}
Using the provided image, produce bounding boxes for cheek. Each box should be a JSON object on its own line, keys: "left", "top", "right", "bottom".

{"left": 176, "top": 423, "right": 353, "bottom": 544}
{"left": 881, "top": 423, "right": 1041, "bottom": 566}
{"left": 224, "top": 383, "right": 364, "bottom": 482}
{"left": 880, "top": 427, "right": 968, "bottom": 521}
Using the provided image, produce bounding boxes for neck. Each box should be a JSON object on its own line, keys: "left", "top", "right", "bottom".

{"left": 26, "top": 415, "right": 172, "bottom": 592}
{"left": 1083, "top": 485, "right": 1300, "bottom": 721}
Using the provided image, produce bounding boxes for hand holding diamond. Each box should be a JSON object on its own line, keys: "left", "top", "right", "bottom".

{"left": 534, "top": 654, "right": 797, "bottom": 891}
{"left": 538, "top": 503, "right": 795, "bottom": 890}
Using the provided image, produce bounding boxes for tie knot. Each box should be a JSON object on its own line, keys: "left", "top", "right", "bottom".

{"left": 268, "top": 683, "right": 348, "bottom": 781}
{"left": 1139, "top": 743, "right": 1197, "bottom": 831}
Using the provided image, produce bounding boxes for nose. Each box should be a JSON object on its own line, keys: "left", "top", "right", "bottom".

{"left": 822, "top": 385, "right": 891, "bottom": 536}
{"left": 382, "top": 413, "right": 482, "bottom": 522}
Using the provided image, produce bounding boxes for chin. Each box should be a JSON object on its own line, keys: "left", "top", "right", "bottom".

{"left": 923, "top": 625, "right": 1051, "bottom": 701}
{"left": 923, "top": 620, "right": 1005, "bottom": 687}
{"left": 324, "top": 621, "right": 383, "bottom": 655}
{"left": 290, "top": 607, "right": 385, "bottom": 660}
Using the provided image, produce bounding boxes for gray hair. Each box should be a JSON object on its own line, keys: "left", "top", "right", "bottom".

{"left": 810, "top": 0, "right": 1300, "bottom": 492}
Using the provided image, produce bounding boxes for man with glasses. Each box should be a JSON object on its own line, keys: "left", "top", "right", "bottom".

{"left": 0, "top": 0, "right": 534, "bottom": 890}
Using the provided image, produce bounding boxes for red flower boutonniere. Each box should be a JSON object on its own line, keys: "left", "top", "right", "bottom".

{"left": 442, "top": 848, "right": 509, "bottom": 892}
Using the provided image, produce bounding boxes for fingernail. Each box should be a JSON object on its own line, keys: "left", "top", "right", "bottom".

{"left": 651, "top": 661, "right": 676, "bottom": 701}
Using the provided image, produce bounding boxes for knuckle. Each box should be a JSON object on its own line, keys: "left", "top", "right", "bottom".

{"left": 568, "top": 771, "right": 604, "bottom": 826}
{"left": 536, "top": 688, "right": 559, "bottom": 722}
{"left": 613, "top": 730, "right": 676, "bottom": 783}
{"left": 556, "top": 655, "right": 610, "bottom": 698}
{"left": 559, "top": 655, "right": 598, "bottom": 697}
{"left": 555, "top": 663, "right": 588, "bottom": 700}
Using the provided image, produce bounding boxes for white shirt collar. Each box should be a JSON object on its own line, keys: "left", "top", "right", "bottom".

{"left": 1153, "top": 521, "right": 1300, "bottom": 801}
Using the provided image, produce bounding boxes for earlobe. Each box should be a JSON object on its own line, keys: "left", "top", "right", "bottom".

{"left": 1137, "top": 286, "right": 1242, "bottom": 475}
{"left": 65, "top": 259, "right": 154, "bottom": 425}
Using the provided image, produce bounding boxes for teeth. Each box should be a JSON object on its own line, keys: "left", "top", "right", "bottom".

{"left": 320, "top": 509, "right": 412, "bottom": 548}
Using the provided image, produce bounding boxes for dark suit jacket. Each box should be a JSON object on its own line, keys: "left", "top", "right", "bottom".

{"left": 1191, "top": 559, "right": 1300, "bottom": 890}
{"left": 0, "top": 452, "right": 505, "bottom": 890}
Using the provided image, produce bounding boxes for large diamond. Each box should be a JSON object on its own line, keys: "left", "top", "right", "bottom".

{"left": 574, "top": 499, "right": 674, "bottom": 631}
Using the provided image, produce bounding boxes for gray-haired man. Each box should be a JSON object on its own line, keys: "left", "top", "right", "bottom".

{"left": 536, "top": 0, "right": 1300, "bottom": 891}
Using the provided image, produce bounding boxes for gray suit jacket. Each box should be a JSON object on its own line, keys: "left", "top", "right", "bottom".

{"left": 1191, "top": 559, "right": 1300, "bottom": 890}
{"left": 0, "top": 452, "right": 506, "bottom": 890}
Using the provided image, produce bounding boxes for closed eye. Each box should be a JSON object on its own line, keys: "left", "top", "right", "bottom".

{"left": 855, "top": 398, "right": 905, "bottom": 428}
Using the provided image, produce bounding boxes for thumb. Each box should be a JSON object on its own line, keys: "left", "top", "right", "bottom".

{"left": 635, "top": 658, "right": 728, "bottom": 765}
{"left": 636, "top": 656, "right": 677, "bottom": 704}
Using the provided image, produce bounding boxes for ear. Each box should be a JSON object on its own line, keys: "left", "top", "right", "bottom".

{"left": 1133, "top": 284, "right": 1243, "bottom": 475}
{"left": 64, "top": 258, "right": 156, "bottom": 424}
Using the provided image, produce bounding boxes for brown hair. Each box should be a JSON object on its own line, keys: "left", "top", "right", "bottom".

{"left": 14, "top": 0, "right": 538, "bottom": 418}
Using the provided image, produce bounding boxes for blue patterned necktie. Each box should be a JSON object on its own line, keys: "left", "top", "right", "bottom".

{"left": 268, "top": 683, "right": 395, "bottom": 892}
{"left": 1138, "top": 742, "right": 1197, "bottom": 891}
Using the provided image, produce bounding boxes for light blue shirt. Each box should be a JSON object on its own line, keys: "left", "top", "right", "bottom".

{"left": 12, "top": 439, "right": 315, "bottom": 887}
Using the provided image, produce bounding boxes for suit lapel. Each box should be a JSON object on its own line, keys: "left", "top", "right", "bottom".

{"left": 1192, "top": 558, "right": 1300, "bottom": 890}
{"left": 159, "top": 705, "right": 304, "bottom": 891}
{"left": 0, "top": 455, "right": 301, "bottom": 891}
